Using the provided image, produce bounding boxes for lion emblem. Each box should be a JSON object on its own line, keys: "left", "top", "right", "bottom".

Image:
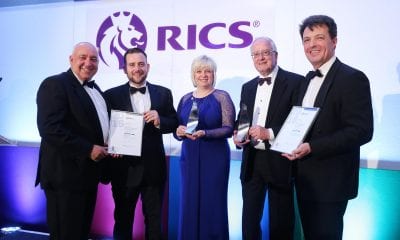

{"left": 96, "top": 11, "right": 147, "bottom": 69}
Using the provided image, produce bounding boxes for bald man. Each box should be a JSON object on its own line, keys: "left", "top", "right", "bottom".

{"left": 36, "top": 42, "right": 109, "bottom": 240}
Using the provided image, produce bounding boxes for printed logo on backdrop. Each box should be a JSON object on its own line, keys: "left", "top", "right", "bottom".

{"left": 96, "top": 11, "right": 147, "bottom": 69}
{"left": 96, "top": 11, "right": 262, "bottom": 69}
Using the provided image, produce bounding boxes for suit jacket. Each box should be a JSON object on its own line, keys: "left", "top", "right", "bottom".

{"left": 104, "top": 82, "right": 178, "bottom": 186}
{"left": 295, "top": 58, "right": 373, "bottom": 202}
{"left": 36, "top": 69, "right": 106, "bottom": 191}
{"left": 239, "top": 67, "right": 303, "bottom": 184}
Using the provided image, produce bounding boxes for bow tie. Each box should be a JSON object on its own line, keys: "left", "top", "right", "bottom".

{"left": 83, "top": 80, "right": 95, "bottom": 88}
{"left": 130, "top": 86, "right": 146, "bottom": 94}
{"left": 306, "top": 69, "right": 323, "bottom": 80}
{"left": 258, "top": 77, "right": 271, "bottom": 86}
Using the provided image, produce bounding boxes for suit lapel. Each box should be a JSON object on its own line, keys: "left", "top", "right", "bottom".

{"left": 123, "top": 82, "right": 134, "bottom": 112}
{"left": 67, "top": 70, "right": 103, "bottom": 140}
{"left": 147, "top": 83, "right": 157, "bottom": 110}
{"left": 314, "top": 59, "right": 341, "bottom": 107}
{"left": 298, "top": 78, "right": 311, "bottom": 105}
{"left": 69, "top": 71, "right": 97, "bottom": 120}
{"left": 244, "top": 79, "right": 258, "bottom": 124}
{"left": 266, "top": 68, "right": 287, "bottom": 124}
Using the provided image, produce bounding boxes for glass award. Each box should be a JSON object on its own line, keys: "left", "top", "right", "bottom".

{"left": 235, "top": 103, "right": 250, "bottom": 142}
{"left": 185, "top": 100, "right": 199, "bottom": 134}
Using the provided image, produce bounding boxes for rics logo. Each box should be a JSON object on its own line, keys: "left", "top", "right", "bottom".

{"left": 96, "top": 11, "right": 147, "bottom": 69}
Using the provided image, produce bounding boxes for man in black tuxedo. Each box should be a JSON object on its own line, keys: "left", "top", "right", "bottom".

{"left": 36, "top": 42, "right": 109, "bottom": 240}
{"left": 104, "top": 47, "right": 178, "bottom": 240}
{"left": 233, "top": 37, "right": 303, "bottom": 240}
{"left": 283, "top": 15, "right": 373, "bottom": 240}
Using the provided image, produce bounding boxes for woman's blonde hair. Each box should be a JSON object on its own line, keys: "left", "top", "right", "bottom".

{"left": 190, "top": 55, "right": 217, "bottom": 87}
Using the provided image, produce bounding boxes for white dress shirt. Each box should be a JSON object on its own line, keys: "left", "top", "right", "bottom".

{"left": 302, "top": 56, "right": 336, "bottom": 107}
{"left": 129, "top": 83, "right": 151, "bottom": 114}
{"left": 252, "top": 66, "right": 278, "bottom": 150}
{"left": 75, "top": 75, "right": 109, "bottom": 143}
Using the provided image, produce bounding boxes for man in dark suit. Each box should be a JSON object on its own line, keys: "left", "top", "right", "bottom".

{"left": 104, "top": 47, "right": 178, "bottom": 240}
{"left": 233, "top": 37, "right": 304, "bottom": 240}
{"left": 36, "top": 42, "right": 109, "bottom": 240}
{"left": 283, "top": 15, "right": 373, "bottom": 240}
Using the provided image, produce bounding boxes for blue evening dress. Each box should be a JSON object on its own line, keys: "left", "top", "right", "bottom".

{"left": 175, "top": 89, "right": 235, "bottom": 240}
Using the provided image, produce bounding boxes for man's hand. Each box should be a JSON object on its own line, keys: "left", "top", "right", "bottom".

{"left": 248, "top": 125, "right": 270, "bottom": 141}
{"left": 176, "top": 125, "right": 187, "bottom": 138}
{"left": 282, "top": 142, "right": 311, "bottom": 161}
{"left": 90, "top": 145, "right": 108, "bottom": 162}
{"left": 144, "top": 110, "right": 160, "bottom": 127}
{"left": 233, "top": 130, "right": 250, "bottom": 147}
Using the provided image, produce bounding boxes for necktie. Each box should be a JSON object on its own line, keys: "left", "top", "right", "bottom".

{"left": 306, "top": 69, "right": 323, "bottom": 80}
{"left": 130, "top": 86, "right": 146, "bottom": 94}
{"left": 258, "top": 77, "right": 271, "bottom": 86}
{"left": 83, "top": 80, "right": 95, "bottom": 88}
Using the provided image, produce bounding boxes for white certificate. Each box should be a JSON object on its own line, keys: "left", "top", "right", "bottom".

{"left": 108, "top": 110, "right": 144, "bottom": 156}
{"left": 270, "top": 106, "right": 319, "bottom": 154}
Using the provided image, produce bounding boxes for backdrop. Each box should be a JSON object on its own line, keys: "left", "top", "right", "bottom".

{"left": 1, "top": 1, "right": 400, "bottom": 239}
{"left": 1, "top": 0, "right": 399, "bottom": 169}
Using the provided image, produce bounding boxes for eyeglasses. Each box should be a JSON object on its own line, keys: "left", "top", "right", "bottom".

{"left": 251, "top": 50, "right": 276, "bottom": 59}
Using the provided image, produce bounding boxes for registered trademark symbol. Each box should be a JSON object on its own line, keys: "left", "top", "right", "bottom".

{"left": 253, "top": 20, "right": 260, "bottom": 28}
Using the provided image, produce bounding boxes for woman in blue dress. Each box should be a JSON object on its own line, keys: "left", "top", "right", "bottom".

{"left": 174, "top": 55, "right": 235, "bottom": 240}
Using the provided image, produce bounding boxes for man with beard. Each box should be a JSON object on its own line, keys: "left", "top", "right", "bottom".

{"left": 104, "top": 47, "right": 178, "bottom": 240}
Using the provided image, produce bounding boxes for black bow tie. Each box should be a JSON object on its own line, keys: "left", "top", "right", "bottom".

{"left": 83, "top": 80, "right": 95, "bottom": 88}
{"left": 130, "top": 86, "right": 146, "bottom": 94}
{"left": 306, "top": 69, "right": 323, "bottom": 80}
{"left": 258, "top": 77, "right": 271, "bottom": 86}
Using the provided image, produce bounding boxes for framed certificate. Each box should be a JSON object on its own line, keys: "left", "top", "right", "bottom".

{"left": 108, "top": 110, "right": 144, "bottom": 156}
{"left": 270, "top": 106, "right": 319, "bottom": 154}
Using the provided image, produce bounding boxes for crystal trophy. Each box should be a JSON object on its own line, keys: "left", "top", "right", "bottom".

{"left": 185, "top": 100, "right": 199, "bottom": 134}
{"left": 235, "top": 103, "right": 250, "bottom": 142}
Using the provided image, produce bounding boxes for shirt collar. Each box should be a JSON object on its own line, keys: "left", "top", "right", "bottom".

{"left": 128, "top": 81, "right": 147, "bottom": 88}
{"left": 71, "top": 71, "right": 92, "bottom": 86}
{"left": 317, "top": 56, "right": 336, "bottom": 77}
{"left": 258, "top": 65, "right": 278, "bottom": 82}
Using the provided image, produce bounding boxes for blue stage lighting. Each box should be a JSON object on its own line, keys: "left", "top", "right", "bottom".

{"left": 1, "top": 226, "right": 21, "bottom": 233}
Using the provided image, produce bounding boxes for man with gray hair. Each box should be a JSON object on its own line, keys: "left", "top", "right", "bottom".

{"left": 234, "top": 37, "right": 304, "bottom": 240}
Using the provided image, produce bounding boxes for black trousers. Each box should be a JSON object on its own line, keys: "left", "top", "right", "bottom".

{"left": 112, "top": 183, "right": 164, "bottom": 240}
{"left": 242, "top": 150, "right": 295, "bottom": 240}
{"left": 297, "top": 199, "right": 348, "bottom": 240}
{"left": 44, "top": 187, "right": 97, "bottom": 240}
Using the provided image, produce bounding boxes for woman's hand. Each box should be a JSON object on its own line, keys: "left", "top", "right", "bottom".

{"left": 186, "top": 130, "right": 205, "bottom": 140}
{"left": 176, "top": 125, "right": 188, "bottom": 138}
